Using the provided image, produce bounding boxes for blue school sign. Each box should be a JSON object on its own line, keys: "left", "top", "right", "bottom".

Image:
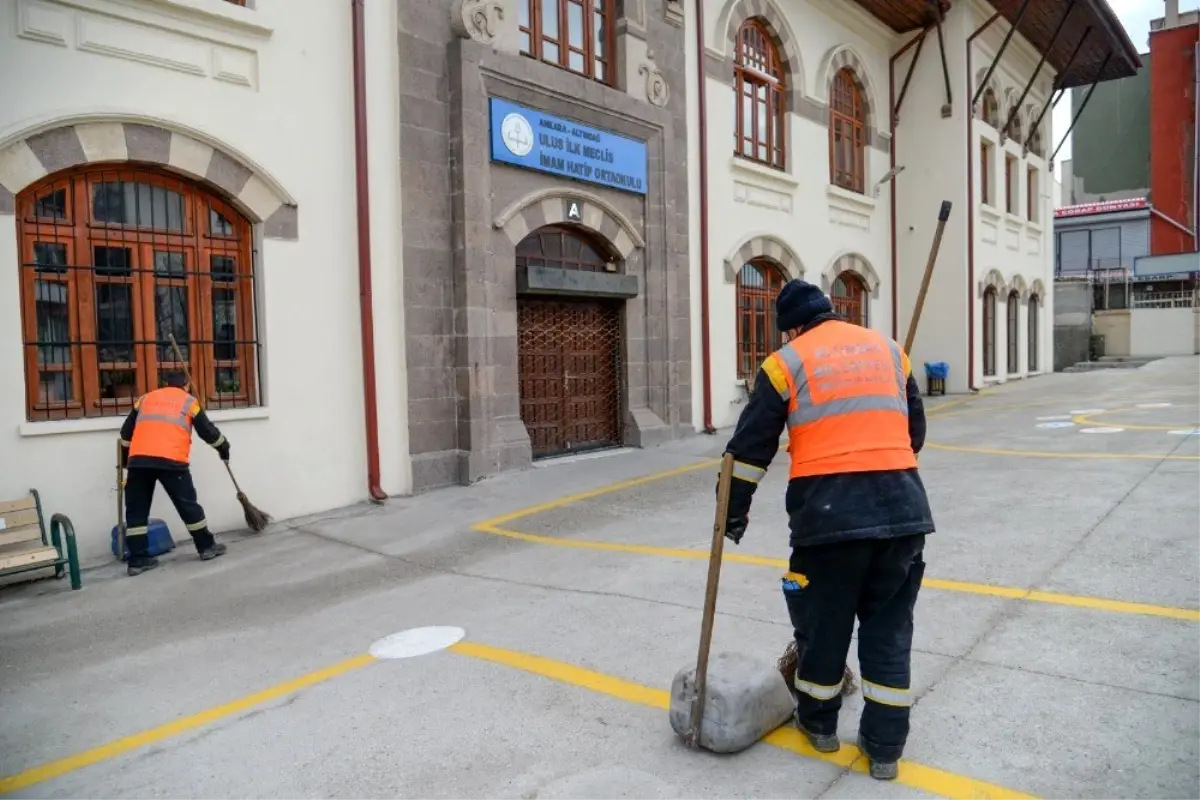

{"left": 488, "top": 97, "right": 648, "bottom": 196}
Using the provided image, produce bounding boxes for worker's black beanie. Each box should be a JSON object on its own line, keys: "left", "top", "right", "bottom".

{"left": 775, "top": 279, "right": 834, "bottom": 332}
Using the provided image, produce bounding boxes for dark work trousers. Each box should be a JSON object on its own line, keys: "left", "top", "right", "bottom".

{"left": 124, "top": 467, "right": 215, "bottom": 557}
{"left": 782, "top": 534, "right": 926, "bottom": 763}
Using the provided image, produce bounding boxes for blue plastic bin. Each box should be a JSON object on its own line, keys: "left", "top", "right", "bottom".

{"left": 923, "top": 361, "right": 949, "bottom": 396}
{"left": 111, "top": 518, "right": 176, "bottom": 561}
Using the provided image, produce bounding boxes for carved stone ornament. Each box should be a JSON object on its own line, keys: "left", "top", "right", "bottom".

{"left": 452, "top": 0, "right": 504, "bottom": 44}
{"left": 664, "top": 0, "right": 685, "bottom": 27}
{"left": 640, "top": 51, "right": 671, "bottom": 108}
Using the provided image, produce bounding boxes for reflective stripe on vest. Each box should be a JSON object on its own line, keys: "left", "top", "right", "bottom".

{"left": 772, "top": 321, "right": 917, "bottom": 478}
{"left": 128, "top": 388, "right": 196, "bottom": 464}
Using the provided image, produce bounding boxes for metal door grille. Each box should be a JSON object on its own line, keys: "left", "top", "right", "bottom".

{"left": 518, "top": 298, "right": 622, "bottom": 458}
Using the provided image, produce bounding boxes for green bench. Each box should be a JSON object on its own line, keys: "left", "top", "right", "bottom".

{"left": 0, "top": 490, "right": 81, "bottom": 591}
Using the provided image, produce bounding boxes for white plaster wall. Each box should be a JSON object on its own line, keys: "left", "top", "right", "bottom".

{"left": 969, "top": 0, "right": 1055, "bottom": 386}
{"left": 893, "top": 4, "right": 970, "bottom": 393}
{"left": 0, "top": 0, "right": 409, "bottom": 565}
{"left": 1130, "top": 308, "right": 1200, "bottom": 356}
{"left": 697, "top": 0, "right": 897, "bottom": 431}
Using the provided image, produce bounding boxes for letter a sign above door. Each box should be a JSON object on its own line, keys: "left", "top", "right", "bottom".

{"left": 563, "top": 198, "right": 584, "bottom": 222}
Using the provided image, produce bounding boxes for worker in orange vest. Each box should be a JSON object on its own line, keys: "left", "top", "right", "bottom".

{"left": 720, "top": 279, "right": 933, "bottom": 780}
{"left": 118, "top": 374, "right": 231, "bottom": 576}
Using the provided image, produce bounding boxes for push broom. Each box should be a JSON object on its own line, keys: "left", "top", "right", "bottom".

{"left": 167, "top": 334, "right": 271, "bottom": 532}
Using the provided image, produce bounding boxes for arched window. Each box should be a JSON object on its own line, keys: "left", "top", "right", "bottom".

{"left": 1006, "top": 290, "right": 1020, "bottom": 375}
{"left": 829, "top": 68, "right": 866, "bottom": 194}
{"left": 18, "top": 165, "right": 259, "bottom": 421}
{"left": 734, "top": 19, "right": 786, "bottom": 169}
{"left": 982, "top": 287, "right": 997, "bottom": 377}
{"left": 519, "top": 0, "right": 615, "bottom": 85}
{"left": 981, "top": 87, "right": 1000, "bottom": 127}
{"left": 831, "top": 271, "right": 868, "bottom": 327}
{"left": 1028, "top": 125, "right": 1044, "bottom": 157}
{"left": 1005, "top": 110, "right": 1022, "bottom": 144}
{"left": 736, "top": 259, "right": 788, "bottom": 380}
{"left": 515, "top": 223, "right": 612, "bottom": 271}
{"left": 1028, "top": 294, "right": 1040, "bottom": 371}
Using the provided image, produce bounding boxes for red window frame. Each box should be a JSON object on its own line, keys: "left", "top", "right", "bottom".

{"left": 17, "top": 165, "right": 260, "bottom": 421}
{"left": 735, "top": 259, "right": 788, "bottom": 380}
{"left": 734, "top": 19, "right": 787, "bottom": 169}
{"left": 831, "top": 271, "right": 868, "bottom": 327}
{"left": 829, "top": 68, "right": 866, "bottom": 194}
{"left": 519, "top": 0, "right": 615, "bottom": 85}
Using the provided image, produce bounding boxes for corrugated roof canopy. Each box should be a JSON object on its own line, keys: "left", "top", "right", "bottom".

{"left": 853, "top": 0, "right": 1141, "bottom": 87}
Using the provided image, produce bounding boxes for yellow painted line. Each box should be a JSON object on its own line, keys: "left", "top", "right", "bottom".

{"left": 925, "top": 442, "right": 1199, "bottom": 460}
{"left": 1072, "top": 408, "right": 1200, "bottom": 431}
{"left": 476, "top": 524, "right": 1200, "bottom": 621}
{"left": 0, "top": 654, "right": 377, "bottom": 795}
{"left": 476, "top": 458, "right": 721, "bottom": 527}
{"left": 451, "top": 640, "right": 1038, "bottom": 800}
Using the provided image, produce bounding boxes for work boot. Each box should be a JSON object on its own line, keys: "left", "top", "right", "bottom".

{"left": 199, "top": 542, "right": 227, "bottom": 561}
{"left": 858, "top": 736, "right": 899, "bottom": 780}
{"left": 127, "top": 556, "right": 160, "bottom": 576}
{"left": 797, "top": 721, "right": 840, "bottom": 754}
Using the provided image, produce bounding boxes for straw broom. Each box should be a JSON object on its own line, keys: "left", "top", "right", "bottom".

{"left": 167, "top": 335, "right": 271, "bottom": 532}
{"left": 777, "top": 641, "right": 858, "bottom": 698}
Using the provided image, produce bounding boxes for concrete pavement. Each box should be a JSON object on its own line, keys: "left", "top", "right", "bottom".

{"left": 1, "top": 357, "right": 1197, "bottom": 798}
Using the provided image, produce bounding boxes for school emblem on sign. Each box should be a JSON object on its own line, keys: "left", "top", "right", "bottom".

{"left": 500, "top": 112, "right": 533, "bottom": 157}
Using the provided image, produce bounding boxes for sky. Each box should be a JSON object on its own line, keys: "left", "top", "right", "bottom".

{"left": 1051, "top": 0, "right": 1199, "bottom": 179}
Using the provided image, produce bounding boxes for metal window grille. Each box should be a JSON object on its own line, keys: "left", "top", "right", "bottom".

{"left": 735, "top": 259, "right": 787, "bottom": 380}
{"left": 1028, "top": 294, "right": 1039, "bottom": 371}
{"left": 1006, "top": 291, "right": 1020, "bottom": 374}
{"left": 831, "top": 271, "right": 868, "bottom": 328}
{"left": 17, "top": 165, "right": 261, "bottom": 422}
{"left": 982, "top": 288, "right": 997, "bottom": 377}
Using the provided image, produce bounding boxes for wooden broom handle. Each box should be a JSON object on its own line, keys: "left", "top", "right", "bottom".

{"left": 166, "top": 334, "right": 198, "bottom": 400}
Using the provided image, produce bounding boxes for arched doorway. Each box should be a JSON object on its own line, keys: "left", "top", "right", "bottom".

{"left": 982, "top": 287, "right": 997, "bottom": 377}
{"left": 1006, "top": 290, "right": 1020, "bottom": 374}
{"left": 16, "top": 164, "right": 259, "bottom": 421}
{"left": 515, "top": 225, "right": 622, "bottom": 458}
{"left": 1028, "top": 294, "right": 1040, "bottom": 371}
{"left": 735, "top": 258, "right": 788, "bottom": 379}
{"left": 831, "top": 271, "right": 868, "bottom": 327}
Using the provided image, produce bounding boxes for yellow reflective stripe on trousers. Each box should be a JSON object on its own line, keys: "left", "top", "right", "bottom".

{"left": 185, "top": 520, "right": 209, "bottom": 532}
{"left": 731, "top": 461, "right": 766, "bottom": 484}
{"left": 794, "top": 676, "right": 843, "bottom": 701}
{"left": 126, "top": 526, "right": 148, "bottom": 536}
{"left": 861, "top": 679, "right": 912, "bottom": 707}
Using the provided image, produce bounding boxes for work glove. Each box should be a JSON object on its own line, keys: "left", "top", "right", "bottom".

{"left": 725, "top": 514, "right": 748, "bottom": 545}
{"left": 216, "top": 440, "right": 231, "bottom": 462}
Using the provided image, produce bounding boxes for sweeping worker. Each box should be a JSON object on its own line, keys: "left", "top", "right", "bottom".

{"left": 118, "top": 374, "right": 230, "bottom": 576}
{"left": 719, "top": 279, "right": 933, "bottom": 780}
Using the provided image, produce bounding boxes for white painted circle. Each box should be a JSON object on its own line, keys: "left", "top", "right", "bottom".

{"left": 500, "top": 113, "right": 534, "bottom": 156}
{"left": 1168, "top": 429, "right": 1200, "bottom": 436}
{"left": 1037, "top": 421, "right": 1076, "bottom": 429}
{"left": 369, "top": 626, "right": 466, "bottom": 660}
{"left": 1036, "top": 415, "right": 1073, "bottom": 421}
{"left": 1069, "top": 408, "right": 1106, "bottom": 415}
{"left": 1079, "top": 427, "right": 1125, "bottom": 434}
{"left": 1137, "top": 403, "right": 1173, "bottom": 409}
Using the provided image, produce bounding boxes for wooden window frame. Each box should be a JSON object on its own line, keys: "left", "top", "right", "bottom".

{"left": 1006, "top": 290, "right": 1020, "bottom": 375}
{"left": 980, "top": 141, "right": 992, "bottom": 205}
{"left": 1026, "top": 165, "right": 1038, "bottom": 222}
{"left": 831, "top": 271, "right": 869, "bottom": 328}
{"left": 519, "top": 0, "right": 615, "bottom": 86}
{"left": 829, "top": 68, "right": 866, "bottom": 194}
{"left": 735, "top": 258, "right": 788, "bottom": 381}
{"left": 1004, "top": 154, "right": 1017, "bottom": 215}
{"left": 1028, "top": 294, "right": 1040, "bottom": 372}
{"left": 982, "top": 288, "right": 997, "bottom": 377}
{"left": 734, "top": 19, "right": 787, "bottom": 170}
{"left": 17, "top": 165, "right": 260, "bottom": 422}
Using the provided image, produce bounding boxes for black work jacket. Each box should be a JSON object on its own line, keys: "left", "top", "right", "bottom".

{"left": 723, "top": 315, "right": 935, "bottom": 548}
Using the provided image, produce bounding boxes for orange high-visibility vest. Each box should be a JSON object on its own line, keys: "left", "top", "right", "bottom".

{"left": 128, "top": 387, "right": 198, "bottom": 464}
{"left": 766, "top": 320, "right": 917, "bottom": 479}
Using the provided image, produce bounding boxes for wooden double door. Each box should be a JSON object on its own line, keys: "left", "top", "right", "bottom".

{"left": 517, "top": 298, "right": 622, "bottom": 458}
